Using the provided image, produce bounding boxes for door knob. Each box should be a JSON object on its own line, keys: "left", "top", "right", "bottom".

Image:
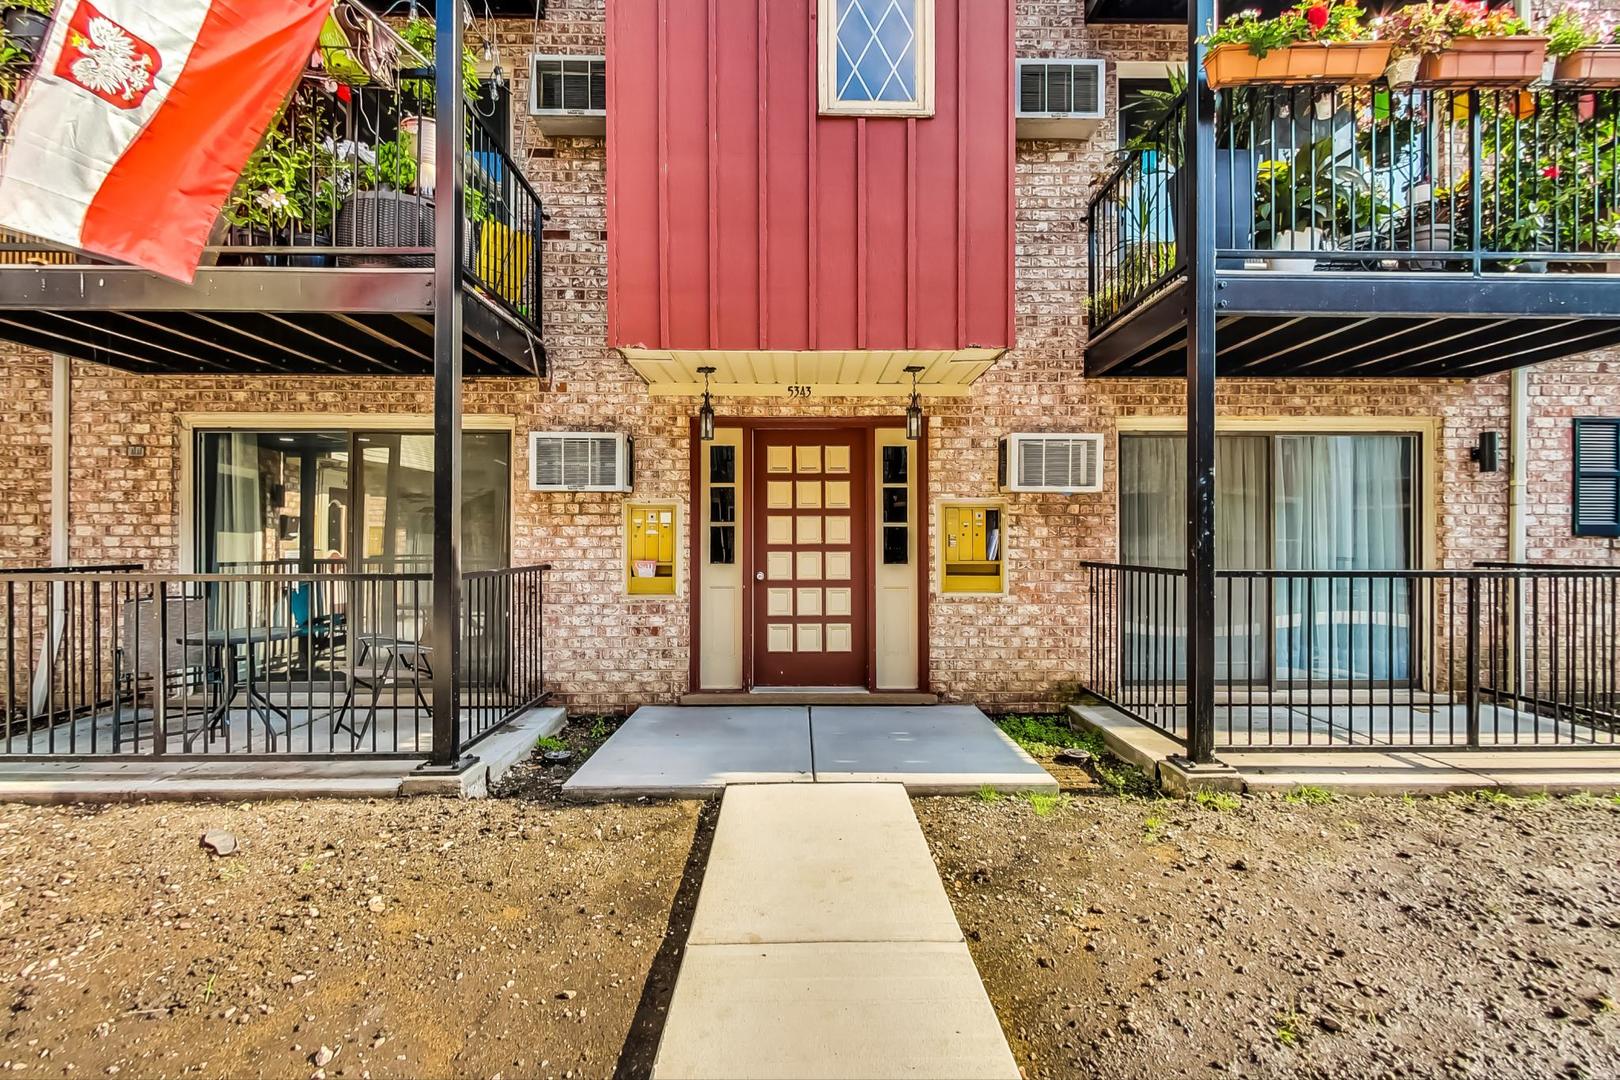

{"left": 756, "top": 571, "right": 765, "bottom": 581}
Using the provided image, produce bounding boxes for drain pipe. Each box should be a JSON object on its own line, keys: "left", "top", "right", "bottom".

{"left": 29, "top": 354, "right": 71, "bottom": 716}
{"left": 1508, "top": 366, "right": 1529, "bottom": 565}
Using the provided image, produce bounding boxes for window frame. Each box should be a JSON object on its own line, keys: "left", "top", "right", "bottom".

{"left": 1573, "top": 417, "right": 1620, "bottom": 539}
{"left": 1114, "top": 61, "right": 1179, "bottom": 151}
{"left": 818, "top": 0, "right": 936, "bottom": 118}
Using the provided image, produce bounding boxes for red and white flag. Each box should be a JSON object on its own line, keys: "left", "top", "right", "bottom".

{"left": 0, "top": 0, "right": 329, "bottom": 281}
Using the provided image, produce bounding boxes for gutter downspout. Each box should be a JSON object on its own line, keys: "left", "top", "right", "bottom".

{"left": 1508, "top": 366, "right": 1529, "bottom": 565}
{"left": 29, "top": 354, "right": 70, "bottom": 716}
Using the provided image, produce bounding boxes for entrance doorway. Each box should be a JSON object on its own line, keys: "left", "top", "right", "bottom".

{"left": 750, "top": 429, "right": 870, "bottom": 687}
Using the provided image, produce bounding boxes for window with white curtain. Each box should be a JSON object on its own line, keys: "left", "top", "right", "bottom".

{"left": 1119, "top": 432, "right": 1417, "bottom": 686}
{"left": 819, "top": 0, "right": 935, "bottom": 116}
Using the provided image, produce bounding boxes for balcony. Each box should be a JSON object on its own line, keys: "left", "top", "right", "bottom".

{"left": 1086, "top": 80, "right": 1620, "bottom": 378}
{"left": 0, "top": 65, "right": 544, "bottom": 378}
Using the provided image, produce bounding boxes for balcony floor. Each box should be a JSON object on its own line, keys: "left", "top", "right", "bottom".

{"left": 1088, "top": 271, "right": 1620, "bottom": 379}
{"left": 0, "top": 266, "right": 543, "bottom": 377}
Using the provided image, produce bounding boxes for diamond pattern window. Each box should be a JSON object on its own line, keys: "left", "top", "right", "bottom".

{"left": 820, "top": 0, "right": 934, "bottom": 116}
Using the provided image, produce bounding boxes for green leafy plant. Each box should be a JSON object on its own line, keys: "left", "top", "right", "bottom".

{"left": 1543, "top": 4, "right": 1605, "bottom": 58}
{"left": 1372, "top": 0, "right": 1530, "bottom": 59}
{"left": 977, "top": 785, "right": 1003, "bottom": 803}
{"left": 398, "top": 16, "right": 483, "bottom": 106}
{"left": 1192, "top": 789, "right": 1242, "bottom": 811}
{"left": 0, "top": 28, "right": 25, "bottom": 101}
{"left": 223, "top": 122, "right": 343, "bottom": 236}
{"left": 535, "top": 735, "right": 567, "bottom": 752}
{"left": 1203, "top": 0, "right": 1369, "bottom": 57}
{"left": 6, "top": 0, "right": 56, "bottom": 14}
{"left": 1022, "top": 791, "right": 1070, "bottom": 817}
{"left": 996, "top": 713, "right": 1077, "bottom": 757}
{"left": 1282, "top": 785, "right": 1336, "bottom": 805}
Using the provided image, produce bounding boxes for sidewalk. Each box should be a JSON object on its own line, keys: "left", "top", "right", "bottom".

{"left": 651, "top": 783, "right": 1019, "bottom": 1079}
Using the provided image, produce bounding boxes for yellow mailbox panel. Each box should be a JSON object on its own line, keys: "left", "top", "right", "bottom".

{"left": 626, "top": 503, "right": 677, "bottom": 596}
{"left": 941, "top": 503, "right": 1004, "bottom": 594}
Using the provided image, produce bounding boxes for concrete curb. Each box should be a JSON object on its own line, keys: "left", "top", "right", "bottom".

{"left": 1065, "top": 702, "right": 1241, "bottom": 795}
{"left": 401, "top": 705, "right": 567, "bottom": 798}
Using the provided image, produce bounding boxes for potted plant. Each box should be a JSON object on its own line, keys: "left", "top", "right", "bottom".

{"left": 1545, "top": 4, "right": 1620, "bottom": 87}
{"left": 1, "top": 0, "right": 51, "bottom": 58}
{"left": 220, "top": 111, "right": 345, "bottom": 267}
{"left": 1201, "top": 1, "right": 1392, "bottom": 90}
{"left": 1594, "top": 211, "right": 1620, "bottom": 272}
{"left": 1375, "top": 1, "right": 1545, "bottom": 88}
{"left": 395, "top": 16, "right": 483, "bottom": 197}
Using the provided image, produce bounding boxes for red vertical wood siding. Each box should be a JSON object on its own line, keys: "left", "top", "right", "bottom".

{"left": 607, "top": 0, "right": 1014, "bottom": 353}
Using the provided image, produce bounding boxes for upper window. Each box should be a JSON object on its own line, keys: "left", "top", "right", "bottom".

{"left": 1574, "top": 418, "right": 1620, "bottom": 538}
{"left": 820, "top": 0, "right": 934, "bottom": 117}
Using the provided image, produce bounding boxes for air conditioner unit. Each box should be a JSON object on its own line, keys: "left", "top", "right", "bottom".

{"left": 1015, "top": 58, "right": 1106, "bottom": 140}
{"left": 998, "top": 433, "right": 1104, "bottom": 494}
{"left": 529, "top": 432, "right": 633, "bottom": 492}
{"left": 530, "top": 54, "right": 606, "bottom": 136}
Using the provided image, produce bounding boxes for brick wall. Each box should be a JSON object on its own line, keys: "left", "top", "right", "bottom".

{"left": 0, "top": 0, "right": 1617, "bottom": 713}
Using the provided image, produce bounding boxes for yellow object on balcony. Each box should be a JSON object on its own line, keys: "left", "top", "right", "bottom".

{"left": 475, "top": 221, "right": 533, "bottom": 311}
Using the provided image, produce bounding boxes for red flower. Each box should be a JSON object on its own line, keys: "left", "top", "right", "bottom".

{"left": 1543, "top": 164, "right": 1561, "bottom": 179}
{"left": 1305, "top": 3, "right": 1330, "bottom": 30}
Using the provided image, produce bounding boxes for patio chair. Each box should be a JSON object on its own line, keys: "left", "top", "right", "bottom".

{"left": 333, "top": 625, "right": 433, "bottom": 748}
{"left": 112, "top": 593, "right": 211, "bottom": 752}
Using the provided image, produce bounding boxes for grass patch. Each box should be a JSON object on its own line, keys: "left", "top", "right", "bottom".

{"left": 996, "top": 714, "right": 1083, "bottom": 757}
{"left": 1567, "top": 791, "right": 1620, "bottom": 810}
{"left": 535, "top": 735, "right": 568, "bottom": 752}
{"left": 977, "top": 785, "right": 1003, "bottom": 803}
{"left": 1022, "top": 791, "right": 1071, "bottom": 817}
{"left": 1282, "top": 785, "right": 1336, "bottom": 806}
{"left": 1192, "top": 790, "right": 1242, "bottom": 812}
{"left": 1273, "top": 1009, "right": 1304, "bottom": 1047}
{"left": 1474, "top": 789, "right": 1552, "bottom": 808}
{"left": 1142, "top": 813, "right": 1167, "bottom": 843}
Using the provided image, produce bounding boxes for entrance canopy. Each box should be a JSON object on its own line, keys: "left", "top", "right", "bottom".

{"left": 621, "top": 348, "right": 1003, "bottom": 397}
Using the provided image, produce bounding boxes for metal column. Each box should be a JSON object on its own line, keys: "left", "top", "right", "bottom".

{"left": 430, "top": 0, "right": 466, "bottom": 768}
{"left": 1184, "top": 0, "right": 1218, "bottom": 765}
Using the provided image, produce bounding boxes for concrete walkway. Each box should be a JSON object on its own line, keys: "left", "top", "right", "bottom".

{"left": 651, "top": 783, "right": 1019, "bottom": 1079}
{"left": 562, "top": 704, "right": 1056, "bottom": 798}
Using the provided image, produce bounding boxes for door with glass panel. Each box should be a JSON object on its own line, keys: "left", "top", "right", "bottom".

{"left": 1118, "top": 432, "right": 1416, "bottom": 687}
{"left": 750, "top": 429, "right": 870, "bottom": 687}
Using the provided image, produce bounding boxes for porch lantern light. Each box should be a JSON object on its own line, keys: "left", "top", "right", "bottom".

{"left": 904, "top": 365, "right": 925, "bottom": 441}
{"left": 697, "top": 366, "right": 717, "bottom": 442}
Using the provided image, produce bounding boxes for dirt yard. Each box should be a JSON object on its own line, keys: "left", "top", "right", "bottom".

{"left": 0, "top": 735, "right": 711, "bottom": 1080}
{"left": 919, "top": 788, "right": 1620, "bottom": 1080}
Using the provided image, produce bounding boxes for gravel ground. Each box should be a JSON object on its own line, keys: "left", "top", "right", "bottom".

{"left": 0, "top": 726, "right": 711, "bottom": 1080}
{"left": 918, "top": 787, "right": 1620, "bottom": 1080}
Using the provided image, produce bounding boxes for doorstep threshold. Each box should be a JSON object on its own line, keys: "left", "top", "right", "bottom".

{"left": 680, "top": 690, "right": 939, "bottom": 707}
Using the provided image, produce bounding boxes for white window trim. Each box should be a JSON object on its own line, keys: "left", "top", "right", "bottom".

{"left": 818, "top": 0, "right": 936, "bottom": 118}
{"left": 1115, "top": 60, "right": 1181, "bottom": 150}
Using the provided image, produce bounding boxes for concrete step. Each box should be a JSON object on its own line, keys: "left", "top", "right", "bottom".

{"left": 681, "top": 691, "right": 939, "bottom": 706}
{"left": 652, "top": 783, "right": 1018, "bottom": 1080}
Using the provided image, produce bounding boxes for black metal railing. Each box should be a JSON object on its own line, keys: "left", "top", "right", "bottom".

{"left": 1081, "top": 561, "right": 1620, "bottom": 751}
{"left": 1088, "top": 80, "right": 1620, "bottom": 332}
{"left": 1087, "top": 90, "right": 1188, "bottom": 333}
{"left": 0, "top": 565, "right": 548, "bottom": 759}
{"left": 0, "top": 50, "right": 544, "bottom": 339}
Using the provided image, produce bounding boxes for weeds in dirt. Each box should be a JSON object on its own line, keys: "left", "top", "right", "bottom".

{"left": 1095, "top": 757, "right": 1157, "bottom": 799}
{"left": 1568, "top": 791, "right": 1620, "bottom": 810}
{"left": 1474, "top": 789, "right": 1551, "bottom": 808}
{"left": 1023, "top": 792, "right": 1071, "bottom": 817}
{"left": 1273, "top": 1009, "right": 1304, "bottom": 1047}
{"left": 535, "top": 735, "right": 568, "bottom": 752}
{"left": 978, "top": 785, "right": 1003, "bottom": 803}
{"left": 997, "top": 714, "right": 1081, "bottom": 757}
{"left": 587, "top": 716, "right": 613, "bottom": 742}
{"left": 1193, "top": 790, "right": 1242, "bottom": 812}
{"left": 200, "top": 974, "right": 216, "bottom": 1005}
{"left": 1282, "top": 785, "right": 1336, "bottom": 806}
{"left": 1142, "top": 814, "right": 1167, "bottom": 843}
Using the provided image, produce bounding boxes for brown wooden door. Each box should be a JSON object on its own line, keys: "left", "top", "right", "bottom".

{"left": 750, "top": 429, "right": 869, "bottom": 687}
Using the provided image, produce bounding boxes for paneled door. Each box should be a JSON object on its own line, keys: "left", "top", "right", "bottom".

{"left": 750, "top": 429, "right": 870, "bottom": 687}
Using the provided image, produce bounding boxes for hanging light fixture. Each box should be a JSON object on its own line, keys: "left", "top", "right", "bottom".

{"left": 904, "top": 365, "right": 924, "bottom": 441}
{"left": 697, "top": 366, "right": 717, "bottom": 441}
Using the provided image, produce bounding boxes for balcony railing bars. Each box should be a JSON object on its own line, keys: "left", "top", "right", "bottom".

{"left": 1088, "top": 80, "right": 1620, "bottom": 334}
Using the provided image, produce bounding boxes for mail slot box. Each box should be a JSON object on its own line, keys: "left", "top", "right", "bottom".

{"left": 940, "top": 503, "right": 1005, "bottom": 594}
{"left": 626, "top": 502, "right": 678, "bottom": 596}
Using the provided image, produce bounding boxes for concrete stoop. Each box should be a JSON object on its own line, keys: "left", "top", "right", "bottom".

{"left": 1066, "top": 702, "right": 1620, "bottom": 797}
{"left": 399, "top": 706, "right": 567, "bottom": 797}
{"left": 651, "top": 783, "right": 1020, "bottom": 1080}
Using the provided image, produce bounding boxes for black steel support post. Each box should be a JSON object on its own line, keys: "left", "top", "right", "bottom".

{"left": 1183, "top": 0, "right": 1219, "bottom": 764}
{"left": 429, "top": 0, "right": 466, "bottom": 769}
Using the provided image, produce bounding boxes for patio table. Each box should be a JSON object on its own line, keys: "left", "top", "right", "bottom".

{"left": 179, "top": 625, "right": 295, "bottom": 751}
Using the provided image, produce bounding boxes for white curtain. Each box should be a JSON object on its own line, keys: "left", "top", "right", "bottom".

{"left": 1273, "top": 435, "right": 1414, "bottom": 682}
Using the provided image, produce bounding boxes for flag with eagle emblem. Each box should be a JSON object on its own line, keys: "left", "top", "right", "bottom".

{"left": 0, "top": 0, "right": 329, "bottom": 281}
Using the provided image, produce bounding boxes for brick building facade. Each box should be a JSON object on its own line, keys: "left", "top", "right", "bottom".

{"left": 0, "top": 0, "right": 1617, "bottom": 714}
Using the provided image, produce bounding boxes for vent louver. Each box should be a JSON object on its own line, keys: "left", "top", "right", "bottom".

{"left": 1573, "top": 419, "right": 1620, "bottom": 537}
{"left": 1015, "top": 58, "right": 1105, "bottom": 139}
{"left": 999, "top": 434, "right": 1104, "bottom": 494}
{"left": 530, "top": 432, "right": 632, "bottom": 492}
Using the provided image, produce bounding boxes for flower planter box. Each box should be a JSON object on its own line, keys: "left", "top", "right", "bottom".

{"left": 1417, "top": 36, "right": 1549, "bottom": 87}
{"left": 1203, "top": 41, "right": 1392, "bottom": 89}
{"left": 1553, "top": 44, "right": 1620, "bottom": 88}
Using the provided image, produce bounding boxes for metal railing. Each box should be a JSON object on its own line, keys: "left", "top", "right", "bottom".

{"left": 1088, "top": 80, "right": 1620, "bottom": 332}
{"left": 0, "top": 53, "right": 544, "bottom": 339}
{"left": 1080, "top": 561, "right": 1620, "bottom": 751}
{"left": 0, "top": 565, "right": 548, "bottom": 759}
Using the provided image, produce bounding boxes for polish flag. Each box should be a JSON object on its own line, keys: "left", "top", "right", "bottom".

{"left": 0, "top": 0, "right": 329, "bottom": 282}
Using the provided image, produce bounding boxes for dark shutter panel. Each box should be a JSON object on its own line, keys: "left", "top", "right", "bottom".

{"left": 1573, "top": 419, "right": 1620, "bottom": 538}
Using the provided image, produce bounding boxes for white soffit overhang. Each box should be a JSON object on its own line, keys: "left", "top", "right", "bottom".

{"left": 620, "top": 348, "right": 1005, "bottom": 397}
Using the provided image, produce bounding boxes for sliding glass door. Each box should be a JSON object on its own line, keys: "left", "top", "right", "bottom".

{"left": 1118, "top": 431, "right": 1417, "bottom": 687}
